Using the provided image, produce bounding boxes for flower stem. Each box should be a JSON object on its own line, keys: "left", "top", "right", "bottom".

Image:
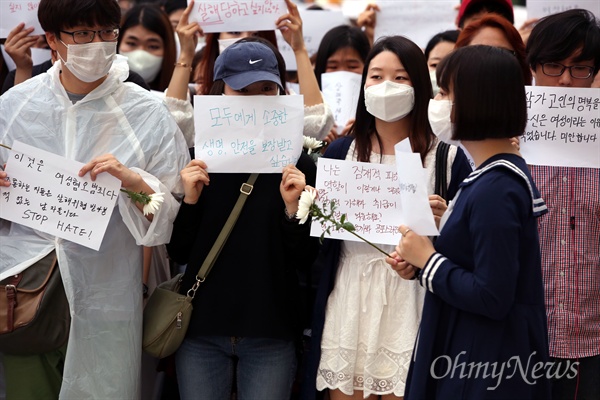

{"left": 0, "top": 144, "right": 12, "bottom": 150}
{"left": 347, "top": 230, "right": 391, "bottom": 257}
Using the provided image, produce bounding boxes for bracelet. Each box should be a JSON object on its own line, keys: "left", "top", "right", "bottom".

{"left": 174, "top": 62, "right": 192, "bottom": 72}
{"left": 284, "top": 207, "right": 297, "bottom": 221}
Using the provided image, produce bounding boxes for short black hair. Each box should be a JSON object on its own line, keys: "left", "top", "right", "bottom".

{"left": 424, "top": 30, "right": 460, "bottom": 61}
{"left": 459, "top": 1, "right": 513, "bottom": 28}
{"left": 437, "top": 45, "right": 526, "bottom": 140}
{"left": 38, "top": 0, "right": 121, "bottom": 34}
{"left": 313, "top": 25, "right": 371, "bottom": 89}
{"left": 526, "top": 9, "right": 600, "bottom": 74}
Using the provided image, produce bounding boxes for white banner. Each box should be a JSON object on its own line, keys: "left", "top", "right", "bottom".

{"left": 526, "top": 0, "right": 599, "bottom": 19}
{"left": 520, "top": 86, "right": 600, "bottom": 169}
{"left": 188, "top": 0, "right": 286, "bottom": 33}
{"left": 321, "top": 71, "right": 362, "bottom": 129}
{"left": 0, "top": 0, "right": 43, "bottom": 38}
{"left": 193, "top": 95, "right": 304, "bottom": 172}
{"left": 0, "top": 141, "right": 120, "bottom": 250}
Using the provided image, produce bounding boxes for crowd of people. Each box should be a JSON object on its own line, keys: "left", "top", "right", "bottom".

{"left": 0, "top": 0, "right": 598, "bottom": 399}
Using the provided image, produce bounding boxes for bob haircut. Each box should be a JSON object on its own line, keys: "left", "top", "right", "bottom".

{"left": 424, "top": 30, "right": 459, "bottom": 62}
{"left": 208, "top": 37, "right": 287, "bottom": 95}
{"left": 526, "top": 9, "right": 600, "bottom": 74}
{"left": 350, "top": 36, "right": 434, "bottom": 164}
{"left": 455, "top": 14, "right": 531, "bottom": 84}
{"left": 200, "top": 31, "right": 277, "bottom": 95}
{"left": 39, "top": 0, "right": 121, "bottom": 34}
{"left": 118, "top": 4, "right": 176, "bottom": 91}
{"left": 313, "top": 25, "right": 371, "bottom": 88}
{"left": 437, "top": 45, "right": 527, "bottom": 141}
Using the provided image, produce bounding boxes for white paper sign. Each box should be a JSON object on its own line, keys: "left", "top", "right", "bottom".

{"left": 394, "top": 142, "right": 439, "bottom": 236}
{"left": 520, "top": 86, "right": 600, "bottom": 169}
{"left": 193, "top": 95, "right": 304, "bottom": 172}
{"left": 276, "top": 9, "right": 349, "bottom": 70}
{"left": 526, "top": 1, "right": 599, "bottom": 19}
{"left": 311, "top": 158, "right": 404, "bottom": 246}
{"left": 0, "top": 0, "right": 43, "bottom": 38}
{"left": 188, "top": 0, "right": 286, "bottom": 33}
{"left": 0, "top": 141, "right": 120, "bottom": 250}
{"left": 373, "top": 1, "right": 456, "bottom": 49}
{"left": 1, "top": 46, "right": 50, "bottom": 71}
{"left": 321, "top": 71, "right": 362, "bottom": 129}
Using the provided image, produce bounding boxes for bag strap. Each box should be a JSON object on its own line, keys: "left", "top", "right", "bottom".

{"left": 434, "top": 141, "right": 450, "bottom": 201}
{"left": 186, "top": 173, "right": 258, "bottom": 298}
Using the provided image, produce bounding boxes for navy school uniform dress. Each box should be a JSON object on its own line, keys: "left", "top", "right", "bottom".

{"left": 405, "top": 154, "right": 551, "bottom": 399}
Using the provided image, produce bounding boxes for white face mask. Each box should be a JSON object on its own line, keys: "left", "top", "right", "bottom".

{"left": 120, "top": 49, "right": 163, "bottom": 83}
{"left": 58, "top": 40, "right": 116, "bottom": 82}
{"left": 430, "top": 70, "right": 440, "bottom": 97}
{"left": 218, "top": 38, "right": 239, "bottom": 54}
{"left": 364, "top": 81, "right": 415, "bottom": 122}
{"left": 428, "top": 99, "right": 460, "bottom": 146}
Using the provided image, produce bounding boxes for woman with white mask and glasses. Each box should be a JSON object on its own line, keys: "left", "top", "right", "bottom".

{"left": 118, "top": 3, "right": 176, "bottom": 91}
{"left": 302, "top": 36, "right": 472, "bottom": 400}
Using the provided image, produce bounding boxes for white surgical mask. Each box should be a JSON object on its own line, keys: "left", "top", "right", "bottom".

{"left": 58, "top": 40, "right": 116, "bottom": 82}
{"left": 364, "top": 81, "right": 414, "bottom": 122}
{"left": 428, "top": 99, "right": 460, "bottom": 146}
{"left": 430, "top": 70, "right": 440, "bottom": 97}
{"left": 218, "top": 38, "right": 238, "bottom": 54}
{"left": 121, "top": 49, "right": 163, "bottom": 83}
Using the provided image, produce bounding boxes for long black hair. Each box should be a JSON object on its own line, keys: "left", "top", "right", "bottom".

{"left": 350, "top": 36, "right": 435, "bottom": 164}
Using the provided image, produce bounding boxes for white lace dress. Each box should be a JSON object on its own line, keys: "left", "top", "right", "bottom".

{"left": 316, "top": 142, "right": 451, "bottom": 397}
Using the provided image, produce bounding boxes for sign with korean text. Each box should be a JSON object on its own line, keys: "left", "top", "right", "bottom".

{"left": 311, "top": 158, "right": 404, "bottom": 246}
{"left": 193, "top": 95, "right": 304, "bottom": 172}
{"left": 527, "top": 1, "right": 599, "bottom": 19}
{"left": 394, "top": 141, "right": 439, "bottom": 236}
{"left": 373, "top": 0, "right": 456, "bottom": 49}
{"left": 321, "top": 71, "right": 362, "bottom": 129}
{"left": 188, "top": 0, "right": 286, "bottom": 33}
{"left": 520, "top": 86, "right": 600, "bottom": 168}
{"left": 0, "top": 0, "right": 43, "bottom": 38}
{"left": 0, "top": 141, "right": 120, "bottom": 250}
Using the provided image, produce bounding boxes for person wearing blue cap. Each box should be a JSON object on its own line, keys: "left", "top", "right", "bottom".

{"left": 166, "top": 36, "right": 319, "bottom": 400}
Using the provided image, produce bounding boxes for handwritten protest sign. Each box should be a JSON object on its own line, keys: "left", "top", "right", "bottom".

{"left": 0, "top": 0, "right": 43, "bottom": 38}
{"left": 0, "top": 141, "right": 121, "bottom": 250}
{"left": 311, "top": 158, "right": 404, "bottom": 246}
{"left": 394, "top": 142, "right": 439, "bottom": 236}
{"left": 373, "top": 0, "right": 456, "bottom": 49}
{"left": 188, "top": 0, "right": 286, "bottom": 33}
{"left": 527, "top": 1, "right": 599, "bottom": 19}
{"left": 321, "top": 71, "right": 362, "bottom": 129}
{"left": 194, "top": 95, "right": 304, "bottom": 172}
{"left": 276, "top": 9, "right": 349, "bottom": 70}
{"left": 520, "top": 86, "right": 600, "bottom": 168}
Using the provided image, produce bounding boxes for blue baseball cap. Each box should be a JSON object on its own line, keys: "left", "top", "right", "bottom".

{"left": 214, "top": 41, "right": 283, "bottom": 91}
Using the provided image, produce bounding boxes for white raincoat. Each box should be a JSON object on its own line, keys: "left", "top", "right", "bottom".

{"left": 0, "top": 58, "right": 190, "bottom": 399}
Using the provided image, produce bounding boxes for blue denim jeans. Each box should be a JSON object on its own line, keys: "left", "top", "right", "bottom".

{"left": 176, "top": 335, "right": 297, "bottom": 400}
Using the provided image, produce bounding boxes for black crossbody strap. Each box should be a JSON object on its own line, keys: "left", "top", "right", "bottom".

{"left": 434, "top": 142, "right": 450, "bottom": 201}
{"left": 195, "top": 173, "right": 258, "bottom": 281}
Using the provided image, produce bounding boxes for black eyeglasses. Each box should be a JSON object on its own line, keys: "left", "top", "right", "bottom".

{"left": 60, "top": 28, "right": 119, "bottom": 44}
{"left": 541, "top": 62, "right": 594, "bottom": 79}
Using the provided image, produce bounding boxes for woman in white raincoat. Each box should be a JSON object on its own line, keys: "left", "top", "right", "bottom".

{"left": 0, "top": 0, "right": 189, "bottom": 398}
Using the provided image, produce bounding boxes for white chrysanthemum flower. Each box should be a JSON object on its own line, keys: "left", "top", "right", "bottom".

{"left": 297, "top": 188, "right": 318, "bottom": 224}
{"left": 142, "top": 192, "right": 165, "bottom": 216}
{"left": 303, "top": 136, "right": 323, "bottom": 155}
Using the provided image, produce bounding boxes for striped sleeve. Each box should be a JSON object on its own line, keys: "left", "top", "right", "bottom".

{"left": 419, "top": 252, "right": 449, "bottom": 293}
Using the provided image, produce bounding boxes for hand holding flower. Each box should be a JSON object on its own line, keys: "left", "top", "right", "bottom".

{"left": 386, "top": 250, "right": 417, "bottom": 280}
{"left": 395, "top": 224, "right": 436, "bottom": 269}
{"left": 280, "top": 165, "right": 306, "bottom": 215}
